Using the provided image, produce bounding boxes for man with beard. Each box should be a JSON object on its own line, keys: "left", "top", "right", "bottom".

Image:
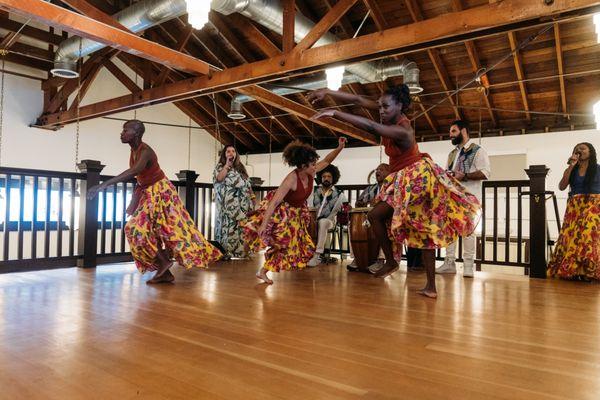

{"left": 436, "top": 120, "right": 490, "bottom": 278}
{"left": 307, "top": 164, "right": 347, "bottom": 267}
{"left": 355, "top": 163, "right": 390, "bottom": 207}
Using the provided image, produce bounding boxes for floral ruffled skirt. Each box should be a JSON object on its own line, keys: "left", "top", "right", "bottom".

{"left": 242, "top": 191, "right": 315, "bottom": 272}
{"left": 125, "top": 178, "right": 222, "bottom": 273}
{"left": 547, "top": 194, "right": 600, "bottom": 280}
{"left": 378, "top": 157, "right": 481, "bottom": 260}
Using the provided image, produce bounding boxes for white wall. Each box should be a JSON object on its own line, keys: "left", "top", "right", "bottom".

{"left": 1, "top": 60, "right": 221, "bottom": 182}
{"left": 245, "top": 130, "right": 599, "bottom": 191}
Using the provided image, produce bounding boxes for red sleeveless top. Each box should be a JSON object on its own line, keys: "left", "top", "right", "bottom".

{"left": 129, "top": 142, "right": 166, "bottom": 188}
{"left": 382, "top": 115, "right": 429, "bottom": 172}
{"left": 284, "top": 169, "right": 314, "bottom": 207}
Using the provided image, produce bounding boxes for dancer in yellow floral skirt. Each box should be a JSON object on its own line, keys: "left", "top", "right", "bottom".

{"left": 242, "top": 138, "right": 346, "bottom": 284}
{"left": 310, "top": 85, "right": 480, "bottom": 298}
{"left": 548, "top": 142, "right": 600, "bottom": 281}
{"left": 87, "top": 120, "right": 221, "bottom": 283}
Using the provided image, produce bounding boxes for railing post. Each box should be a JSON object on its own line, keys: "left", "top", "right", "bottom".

{"left": 525, "top": 165, "right": 549, "bottom": 279}
{"left": 176, "top": 170, "right": 199, "bottom": 217}
{"left": 77, "top": 160, "right": 105, "bottom": 268}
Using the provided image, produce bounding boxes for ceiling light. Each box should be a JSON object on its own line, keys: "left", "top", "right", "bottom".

{"left": 325, "top": 66, "right": 345, "bottom": 91}
{"left": 185, "top": 1, "right": 212, "bottom": 30}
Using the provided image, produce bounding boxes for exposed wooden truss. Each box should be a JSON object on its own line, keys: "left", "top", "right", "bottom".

{"left": 0, "top": 0, "right": 595, "bottom": 151}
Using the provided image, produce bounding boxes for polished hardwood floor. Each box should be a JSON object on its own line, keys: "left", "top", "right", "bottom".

{"left": 1, "top": 257, "right": 599, "bottom": 400}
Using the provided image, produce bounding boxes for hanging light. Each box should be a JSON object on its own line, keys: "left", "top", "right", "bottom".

{"left": 594, "top": 14, "right": 600, "bottom": 43}
{"left": 593, "top": 100, "right": 600, "bottom": 130}
{"left": 325, "top": 66, "right": 345, "bottom": 91}
{"left": 185, "top": 1, "right": 212, "bottom": 30}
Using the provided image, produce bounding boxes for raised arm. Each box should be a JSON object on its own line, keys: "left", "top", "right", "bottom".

{"left": 559, "top": 153, "right": 579, "bottom": 191}
{"left": 312, "top": 109, "right": 414, "bottom": 149}
{"left": 87, "top": 148, "right": 152, "bottom": 199}
{"left": 307, "top": 89, "right": 379, "bottom": 110}
{"left": 316, "top": 137, "right": 346, "bottom": 172}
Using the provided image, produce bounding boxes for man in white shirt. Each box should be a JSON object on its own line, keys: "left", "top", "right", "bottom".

{"left": 436, "top": 120, "right": 490, "bottom": 277}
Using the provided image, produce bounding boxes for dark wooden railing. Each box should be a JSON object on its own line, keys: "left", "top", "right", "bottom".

{"left": 0, "top": 161, "right": 554, "bottom": 277}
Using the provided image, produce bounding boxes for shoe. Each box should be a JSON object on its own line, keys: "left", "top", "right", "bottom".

{"left": 463, "top": 260, "right": 474, "bottom": 278}
{"left": 307, "top": 253, "right": 322, "bottom": 267}
{"left": 367, "top": 260, "right": 384, "bottom": 274}
{"left": 436, "top": 259, "right": 457, "bottom": 274}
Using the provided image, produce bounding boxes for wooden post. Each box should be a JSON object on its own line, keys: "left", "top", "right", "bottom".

{"left": 77, "top": 159, "right": 105, "bottom": 268}
{"left": 525, "top": 165, "right": 549, "bottom": 279}
{"left": 282, "top": 0, "right": 295, "bottom": 53}
{"left": 176, "top": 170, "right": 199, "bottom": 217}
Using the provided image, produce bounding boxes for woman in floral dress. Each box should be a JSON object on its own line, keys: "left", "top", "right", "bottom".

{"left": 548, "top": 142, "right": 600, "bottom": 281}
{"left": 213, "top": 145, "right": 255, "bottom": 259}
{"left": 87, "top": 120, "right": 221, "bottom": 284}
{"left": 242, "top": 138, "right": 346, "bottom": 284}
{"left": 310, "top": 85, "right": 480, "bottom": 298}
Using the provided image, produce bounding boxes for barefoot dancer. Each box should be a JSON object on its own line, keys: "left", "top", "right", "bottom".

{"left": 242, "top": 138, "right": 346, "bottom": 284}
{"left": 87, "top": 120, "right": 221, "bottom": 283}
{"left": 309, "top": 86, "right": 480, "bottom": 298}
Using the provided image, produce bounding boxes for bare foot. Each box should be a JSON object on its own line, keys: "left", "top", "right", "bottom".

{"left": 256, "top": 268, "right": 273, "bottom": 284}
{"left": 147, "top": 269, "right": 175, "bottom": 284}
{"left": 153, "top": 260, "right": 174, "bottom": 280}
{"left": 417, "top": 288, "right": 438, "bottom": 299}
{"left": 374, "top": 262, "right": 399, "bottom": 278}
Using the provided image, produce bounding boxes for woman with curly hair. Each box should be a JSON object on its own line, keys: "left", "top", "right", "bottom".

{"left": 242, "top": 137, "right": 346, "bottom": 284}
{"left": 548, "top": 142, "right": 600, "bottom": 281}
{"left": 309, "top": 85, "right": 480, "bottom": 298}
{"left": 213, "top": 145, "right": 255, "bottom": 259}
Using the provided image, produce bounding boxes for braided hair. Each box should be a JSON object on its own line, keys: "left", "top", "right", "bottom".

{"left": 383, "top": 84, "right": 411, "bottom": 113}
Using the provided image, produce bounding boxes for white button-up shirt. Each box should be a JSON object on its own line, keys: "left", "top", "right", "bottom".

{"left": 450, "top": 139, "right": 491, "bottom": 200}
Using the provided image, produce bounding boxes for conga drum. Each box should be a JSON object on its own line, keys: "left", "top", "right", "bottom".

{"left": 307, "top": 208, "right": 317, "bottom": 243}
{"left": 349, "top": 207, "right": 379, "bottom": 269}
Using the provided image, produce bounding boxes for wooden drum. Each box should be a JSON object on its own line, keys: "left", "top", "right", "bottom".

{"left": 349, "top": 207, "right": 379, "bottom": 269}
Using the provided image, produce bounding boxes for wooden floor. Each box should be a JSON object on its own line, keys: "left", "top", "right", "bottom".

{"left": 1, "top": 257, "right": 599, "bottom": 400}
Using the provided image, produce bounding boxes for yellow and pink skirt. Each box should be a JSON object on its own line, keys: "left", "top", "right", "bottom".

{"left": 242, "top": 191, "right": 315, "bottom": 272}
{"left": 125, "top": 178, "right": 221, "bottom": 273}
{"left": 378, "top": 157, "right": 481, "bottom": 260}
{"left": 547, "top": 194, "right": 600, "bottom": 280}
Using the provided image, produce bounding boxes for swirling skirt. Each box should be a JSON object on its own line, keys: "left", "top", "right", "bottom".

{"left": 242, "top": 191, "right": 315, "bottom": 272}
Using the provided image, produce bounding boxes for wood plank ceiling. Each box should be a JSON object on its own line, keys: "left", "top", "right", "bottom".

{"left": 0, "top": 0, "right": 599, "bottom": 153}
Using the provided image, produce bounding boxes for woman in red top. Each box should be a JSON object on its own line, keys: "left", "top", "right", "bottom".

{"left": 310, "top": 86, "right": 480, "bottom": 298}
{"left": 87, "top": 120, "right": 221, "bottom": 284}
{"left": 243, "top": 138, "right": 346, "bottom": 284}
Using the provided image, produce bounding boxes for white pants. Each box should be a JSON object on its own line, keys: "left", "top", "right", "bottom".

{"left": 445, "top": 231, "right": 476, "bottom": 262}
{"left": 315, "top": 218, "right": 334, "bottom": 254}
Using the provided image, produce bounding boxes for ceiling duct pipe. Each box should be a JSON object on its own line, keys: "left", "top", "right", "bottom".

{"left": 228, "top": 59, "right": 420, "bottom": 119}
{"left": 211, "top": 0, "right": 422, "bottom": 119}
{"left": 212, "top": 0, "right": 421, "bottom": 89}
{"left": 52, "top": 0, "right": 188, "bottom": 78}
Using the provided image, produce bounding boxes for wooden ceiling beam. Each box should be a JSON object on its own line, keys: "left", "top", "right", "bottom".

{"left": 553, "top": 22, "right": 568, "bottom": 118}
{"left": 0, "top": 0, "right": 210, "bottom": 75}
{"left": 35, "top": 0, "right": 600, "bottom": 127}
{"left": 507, "top": 31, "right": 532, "bottom": 122}
{"left": 282, "top": 0, "right": 295, "bottom": 53}
{"left": 293, "top": 0, "right": 358, "bottom": 53}
{"left": 362, "top": 0, "right": 388, "bottom": 31}
{"left": 404, "top": 0, "right": 462, "bottom": 120}
{"left": 155, "top": 26, "right": 194, "bottom": 87}
{"left": 0, "top": 15, "right": 63, "bottom": 45}
{"left": 451, "top": 0, "right": 497, "bottom": 127}
{"left": 370, "top": 0, "right": 441, "bottom": 132}
{"left": 228, "top": 14, "right": 281, "bottom": 58}
{"left": 58, "top": 0, "right": 130, "bottom": 32}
